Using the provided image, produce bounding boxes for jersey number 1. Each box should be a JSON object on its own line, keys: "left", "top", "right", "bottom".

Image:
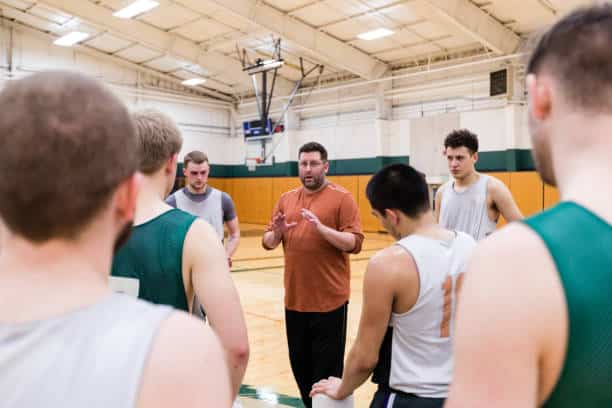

{"left": 440, "top": 273, "right": 465, "bottom": 338}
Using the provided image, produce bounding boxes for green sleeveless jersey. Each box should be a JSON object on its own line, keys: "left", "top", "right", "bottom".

{"left": 524, "top": 202, "right": 612, "bottom": 407}
{"left": 111, "top": 209, "right": 197, "bottom": 312}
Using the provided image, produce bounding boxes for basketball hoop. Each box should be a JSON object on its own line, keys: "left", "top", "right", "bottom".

{"left": 246, "top": 157, "right": 260, "bottom": 172}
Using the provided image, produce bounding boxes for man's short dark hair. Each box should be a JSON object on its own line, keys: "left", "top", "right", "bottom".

{"left": 366, "top": 164, "right": 430, "bottom": 219}
{"left": 444, "top": 129, "right": 479, "bottom": 154}
{"left": 298, "top": 142, "right": 328, "bottom": 161}
{"left": 184, "top": 150, "right": 209, "bottom": 168}
{"left": 0, "top": 71, "right": 137, "bottom": 242}
{"left": 527, "top": 4, "right": 612, "bottom": 111}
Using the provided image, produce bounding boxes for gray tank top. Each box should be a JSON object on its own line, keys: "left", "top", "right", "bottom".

{"left": 175, "top": 187, "right": 224, "bottom": 240}
{"left": 439, "top": 174, "right": 497, "bottom": 241}
{"left": 0, "top": 293, "right": 172, "bottom": 408}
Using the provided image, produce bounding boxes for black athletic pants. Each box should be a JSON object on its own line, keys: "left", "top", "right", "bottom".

{"left": 370, "top": 388, "right": 445, "bottom": 408}
{"left": 285, "top": 302, "right": 348, "bottom": 408}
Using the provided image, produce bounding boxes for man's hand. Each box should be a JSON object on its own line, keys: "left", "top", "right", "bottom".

{"left": 301, "top": 208, "right": 322, "bottom": 228}
{"left": 310, "top": 377, "right": 345, "bottom": 400}
{"left": 271, "top": 212, "right": 298, "bottom": 235}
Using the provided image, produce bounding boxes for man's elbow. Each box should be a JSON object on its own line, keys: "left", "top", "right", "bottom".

{"left": 261, "top": 238, "right": 274, "bottom": 251}
{"left": 355, "top": 353, "right": 378, "bottom": 373}
{"left": 228, "top": 341, "right": 250, "bottom": 367}
{"left": 347, "top": 236, "right": 363, "bottom": 254}
{"left": 342, "top": 241, "right": 356, "bottom": 253}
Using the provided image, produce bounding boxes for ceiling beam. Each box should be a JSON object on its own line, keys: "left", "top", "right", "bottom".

{"left": 187, "top": 0, "right": 389, "bottom": 80}
{"left": 39, "top": 0, "right": 295, "bottom": 94}
{"left": 423, "top": 0, "right": 520, "bottom": 54}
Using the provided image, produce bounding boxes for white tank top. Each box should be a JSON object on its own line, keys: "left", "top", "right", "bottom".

{"left": 373, "top": 232, "right": 476, "bottom": 398}
{"left": 439, "top": 174, "right": 497, "bottom": 241}
{"left": 0, "top": 293, "right": 172, "bottom": 408}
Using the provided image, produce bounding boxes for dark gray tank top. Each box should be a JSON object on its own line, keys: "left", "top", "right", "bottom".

{"left": 0, "top": 293, "right": 172, "bottom": 408}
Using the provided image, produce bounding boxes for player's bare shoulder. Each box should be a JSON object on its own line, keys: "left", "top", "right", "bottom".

{"left": 486, "top": 175, "right": 510, "bottom": 199}
{"left": 369, "top": 244, "right": 416, "bottom": 279}
{"left": 436, "top": 181, "right": 451, "bottom": 202}
{"left": 138, "top": 312, "right": 232, "bottom": 408}
{"left": 186, "top": 218, "right": 221, "bottom": 244}
{"left": 470, "top": 222, "right": 556, "bottom": 289}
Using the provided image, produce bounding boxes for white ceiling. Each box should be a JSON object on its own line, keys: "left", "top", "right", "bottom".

{"left": 0, "top": 0, "right": 593, "bottom": 101}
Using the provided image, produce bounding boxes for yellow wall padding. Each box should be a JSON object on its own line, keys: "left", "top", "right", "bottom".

{"left": 272, "top": 177, "right": 302, "bottom": 205}
{"left": 544, "top": 184, "right": 560, "bottom": 209}
{"left": 210, "top": 171, "right": 558, "bottom": 231}
{"left": 486, "top": 172, "right": 511, "bottom": 227}
{"left": 230, "top": 178, "right": 274, "bottom": 224}
{"left": 509, "top": 172, "right": 544, "bottom": 217}
{"left": 207, "top": 178, "right": 227, "bottom": 194}
{"left": 357, "top": 175, "right": 383, "bottom": 232}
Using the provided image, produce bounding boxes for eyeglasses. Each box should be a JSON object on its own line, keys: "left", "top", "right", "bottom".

{"left": 299, "top": 160, "right": 324, "bottom": 168}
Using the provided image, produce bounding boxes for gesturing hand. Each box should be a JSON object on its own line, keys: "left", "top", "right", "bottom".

{"left": 301, "top": 208, "right": 322, "bottom": 228}
{"left": 271, "top": 213, "right": 297, "bottom": 235}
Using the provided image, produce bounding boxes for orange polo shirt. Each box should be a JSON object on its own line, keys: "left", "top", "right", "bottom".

{"left": 265, "top": 182, "right": 364, "bottom": 312}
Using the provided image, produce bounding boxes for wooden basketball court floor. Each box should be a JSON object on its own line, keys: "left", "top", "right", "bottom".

{"left": 233, "top": 224, "right": 394, "bottom": 408}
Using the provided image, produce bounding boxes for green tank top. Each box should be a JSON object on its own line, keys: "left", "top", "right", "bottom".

{"left": 524, "top": 201, "right": 612, "bottom": 407}
{"left": 111, "top": 209, "right": 197, "bottom": 312}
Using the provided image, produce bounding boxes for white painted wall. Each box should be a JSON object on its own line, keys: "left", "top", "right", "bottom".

{"left": 0, "top": 25, "right": 233, "bottom": 164}
{"left": 459, "top": 108, "right": 507, "bottom": 152}
{"left": 410, "top": 113, "right": 460, "bottom": 177}
{"left": 513, "top": 104, "right": 532, "bottom": 149}
{"left": 244, "top": 103, "right": 529, "bottom": 167}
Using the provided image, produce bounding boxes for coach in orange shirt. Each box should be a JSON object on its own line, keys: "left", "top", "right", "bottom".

{"left": 262, "top": 142, "right": 364, "bottom": 407}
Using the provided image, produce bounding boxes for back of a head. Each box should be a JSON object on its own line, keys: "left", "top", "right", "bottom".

{"left": 366, "top": 164, "right": 430, "bottom": 218}
{"left": 444, "top": 129, "right": 479, "bottom": 154}
{"left": 132, "top": 109, "right": 183, "bottom": 174}
{"left": 0, "top": 71, "right": 137, "bottom": 242}
{"left": 527, "top": 4, "right": 612, "bottom": 111}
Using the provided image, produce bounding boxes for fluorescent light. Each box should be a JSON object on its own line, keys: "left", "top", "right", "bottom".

{"left": 357, "top": 28, "right": 394, "bottom": 41}
{"left": 113, "top": 0, "right": 159, "bottom": 19}
{"left": 181, "top": 78, "right": 207, "bottom": 86}
{"left": 262, "top": 60, "right": 283, "bottom": 69}
{"left": 53, "top": 32, "right": 90, "bottom": 47}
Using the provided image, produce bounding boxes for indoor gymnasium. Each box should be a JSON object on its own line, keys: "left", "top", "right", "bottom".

{"left": 0, "top": 1, "right": 611, "bottom": 408}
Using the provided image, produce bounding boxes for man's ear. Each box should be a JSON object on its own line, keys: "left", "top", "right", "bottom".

{"left": 166, "top": 154, "right": 178, "bottom": 175}
{"left": 114, "top": 172, "right": 142, "bottom": 222}
{"left": 384, "top": 208, "right": 399, "bottom": 225}
{"left": 526, "top": 73, "right": 552, "bottom": 121}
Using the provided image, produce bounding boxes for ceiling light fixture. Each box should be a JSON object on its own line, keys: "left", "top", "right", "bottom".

{"left": 182, "top": 78, "right": 207, "bottom": 86}
{"left": 113, "top": 0, "right": 160, "bottom": 19}
{"left": 53, "top": 31, "right": 90, "bottom": 47}
{"left": 357, "top": 28, "right": 394, "bottom": 41}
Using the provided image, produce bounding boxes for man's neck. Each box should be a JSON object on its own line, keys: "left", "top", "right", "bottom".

{"left": 556, "top": 153, "right": 612, "bottom": 223}
{"left": 135, "top": 176, "right": 172, "bottom": 224}
{"left": 0, "top": 234, "right": 111, "bottom": 322}
{"left": 186, "top": 184, "right": 207, "bottom": 195}
{"left": 399, "top": 212, "right": 448, "bottom": 240}
{"left": 552, "top": 117, "right": 612, "bottom": 223}
{"left": 453, "top": 171, "right": 479, "bottom": 188}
